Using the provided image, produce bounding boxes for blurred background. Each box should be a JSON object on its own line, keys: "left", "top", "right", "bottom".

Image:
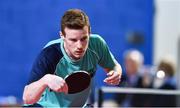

{"left": 0, "top": 0, "right": 179, "bottom": 107}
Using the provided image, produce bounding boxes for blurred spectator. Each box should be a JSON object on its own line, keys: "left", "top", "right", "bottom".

{"left": 123, "top": 49, "right": 145, "bottom": 87}
{"left": 151, "top": 56, "right": 177, "bottom": 107}
{"left": 115, "top": 49, "right": 152, "bottom": 107}
{"left": 0, "top": 96, "right": 19, "bottom": 107}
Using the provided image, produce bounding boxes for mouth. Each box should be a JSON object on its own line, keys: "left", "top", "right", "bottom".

{"left": 75, "top": 50, "right": 84, "bottom": 55}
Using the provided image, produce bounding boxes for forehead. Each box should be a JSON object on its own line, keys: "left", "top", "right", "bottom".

{"left": 64, "top": 26, "right": 89, "bottom": 37}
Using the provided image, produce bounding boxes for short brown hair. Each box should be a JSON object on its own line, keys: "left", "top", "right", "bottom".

{"left": 61, "top": 9, "right": 91, "bottom": 35}
{"left": 158, "top": 58, "right": 176, "bottom": 77}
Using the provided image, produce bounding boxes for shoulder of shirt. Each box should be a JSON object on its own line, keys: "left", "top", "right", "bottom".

{"left": 90, "top": 34, "right": 103, "bottom": 40}
{"left": 27, "top": 39, "right": 62, "bottom": 84}
{"left": 89, "top": 34, "right": 106, "bottom": 45}
{"left": 44, "top": 38, "right": 62, "bottom": 48}
{"left": 88, "top": 34, "right": 106, "bottom": 55}
{"left": 38, "top": 39, "right": 63, "bottom": 59}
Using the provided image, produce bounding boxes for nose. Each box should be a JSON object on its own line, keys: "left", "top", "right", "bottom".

{"left": 77, "top": 41, "right": 83, "bottom": 49}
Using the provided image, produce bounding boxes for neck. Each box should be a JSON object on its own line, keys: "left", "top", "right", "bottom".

{"left": 63, "top": 43, "right": 80, "bottom": 61}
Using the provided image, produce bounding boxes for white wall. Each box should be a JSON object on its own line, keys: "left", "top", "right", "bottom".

{"left": 154, "top": 0, "right": 180, "bottom": 65}
{"left": 154, "top": 0, "right": 180, "bottom": 88}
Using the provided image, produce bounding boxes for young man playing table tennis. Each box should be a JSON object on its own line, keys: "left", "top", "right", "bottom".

{"left": 23, "top": 8, "right": 122, "bottom": 107}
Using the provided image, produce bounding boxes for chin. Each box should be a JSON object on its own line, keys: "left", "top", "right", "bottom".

{"left": 74, "top": 55, "right": 84, "bottom": 60}
{"left": 75, "top": 56, "right": 83, "bottom": 59}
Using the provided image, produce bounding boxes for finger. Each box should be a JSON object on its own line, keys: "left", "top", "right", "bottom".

{"left": 60, "top": 83, "right": 66, "bottom": 93}
{"left": 60, "top": 80, "right": 65, "bottom": 92}
{"left": 55, "top": 79, "right": 65, "bottom": 92}
{"left": 104, "top": 71, "right": 115, "bottom": 82}
{"left": 111, "top": 81, "right": 120, "bottom": 85}
{"left": 103, "top": 75, "right": 119, "bottom": 83}
{"left": 50, "top": 83, "right": 60, "bottom": 92}
{"left": 103, "top": 78, "right": 107, "bottom": 83}
{"left": 105, "top": 77, "right": 121, "bottom": 85}
{"left": 108, "top": 79, "right": 120, "bottom": 85}
{"left": 63, "top": 83, "right": 68, "bottom": 94}
{"left": 111, "top": 78, "right": 121, "bottom": 84}
{"left": 107, "top": 71, "right": 114, "bottom": 76}
{"left": 54, "top": 83, "right": 61, "bottom": 92}
{"left": 105, "top": 74, "right": 119, "bottom": 82}
{"left": 59, "top": 80, "right": 68, "bottom": 93}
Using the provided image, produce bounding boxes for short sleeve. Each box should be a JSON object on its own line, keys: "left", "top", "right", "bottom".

{"left": 90, "top": 35, "right": 116, "bottom": 70}
{"left": 27, "top": 44, "right": 62, "bottom": 85}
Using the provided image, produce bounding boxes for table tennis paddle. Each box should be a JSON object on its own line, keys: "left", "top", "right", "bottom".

{"left": 64, "top": 71, "right": 91, "bottom": 94}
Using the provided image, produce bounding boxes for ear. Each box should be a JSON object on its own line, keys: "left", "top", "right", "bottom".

{"left": 59, "top": 31, "right": 64, "bottom": 39}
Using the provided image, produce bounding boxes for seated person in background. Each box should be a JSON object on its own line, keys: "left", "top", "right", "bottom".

{"left": 151, "top": 56, "right": 177, "bottom": 107}
{"left": 116, "top": 49, "right": 152, "bottom": 107}
{"left": 123, "top": 50, "right": 147, "bottom": 88}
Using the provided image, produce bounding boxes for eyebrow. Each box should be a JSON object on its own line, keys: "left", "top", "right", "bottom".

{"left": 68, "top": 35, "right": 88, "bottom": 40}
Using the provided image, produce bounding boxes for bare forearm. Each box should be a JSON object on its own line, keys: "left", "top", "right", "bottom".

{"left": 23, "top": 75, "right": 47, "bottom": 104}
{"left": 104, "top": 62, "right": 122, "bottom": 74}
{"left": 114, "top": 63, "right": 122, "bottom": 74}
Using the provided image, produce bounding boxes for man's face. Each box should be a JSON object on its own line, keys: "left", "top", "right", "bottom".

{"left": 61, "top": 26, "right": 89, "bottom": 60}
{"left": 125, "top": 58, "right": 138, "bottom": 76}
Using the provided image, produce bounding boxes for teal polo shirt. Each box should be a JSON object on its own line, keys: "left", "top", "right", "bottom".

{"left": 26, "top": 34, "right": 116, "bottom": 107}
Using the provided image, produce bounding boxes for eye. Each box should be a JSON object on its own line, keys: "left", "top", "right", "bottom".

{"left": 70, "top": 39, "right": 77, "bottom": 42}
{"left": 81, "top": 36, "right": 87, "bottom": 41}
